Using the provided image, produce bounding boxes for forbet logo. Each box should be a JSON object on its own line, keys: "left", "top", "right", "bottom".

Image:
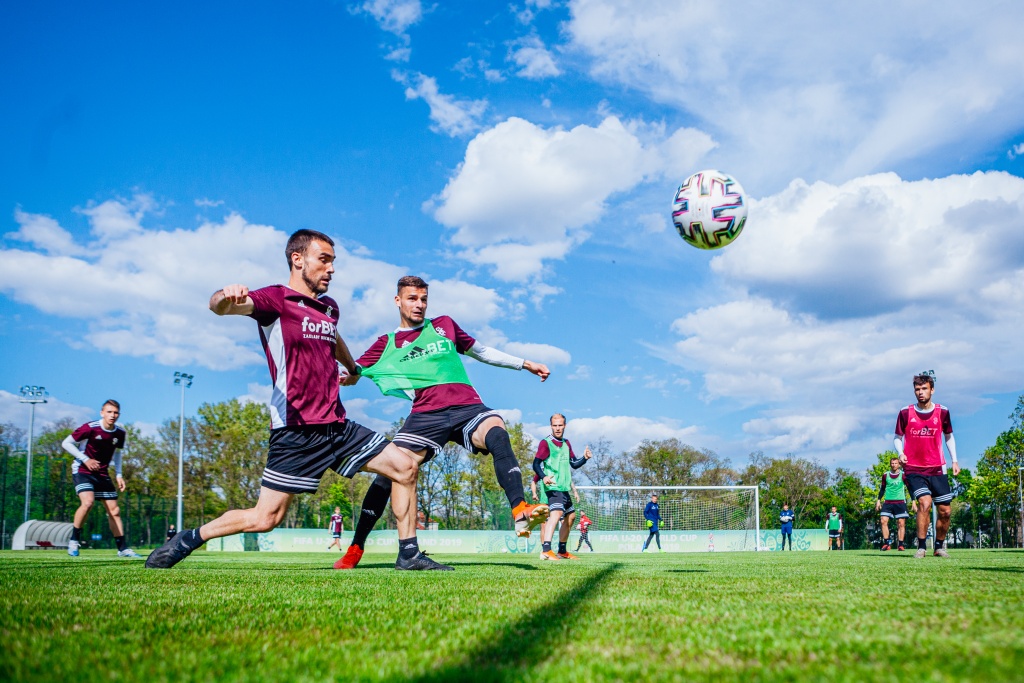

{"left": 301, "top": 316, "right": 337, "bottom": 337}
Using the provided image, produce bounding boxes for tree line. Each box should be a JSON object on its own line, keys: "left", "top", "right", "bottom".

{"left": 2, "top": 394, "right": 1021, "bottom": 549}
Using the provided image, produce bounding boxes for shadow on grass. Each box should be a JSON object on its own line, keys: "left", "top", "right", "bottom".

{"left": 967, "top": 566, "right": 1024, "bottom": 574}
{"left": 447, "top": 562, "right": 538, "bottom": 571}
{"left": 408, "top": 563, "right": 620, "bottom": 683}
{"left": 663, "top": 569, "right": 710, "bottom": 573}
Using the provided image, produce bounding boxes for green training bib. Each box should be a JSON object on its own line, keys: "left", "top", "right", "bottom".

{"left": 359, "top": 319, "right": 474, "bottom": 400}
{"left": 827, "top": 512, "right": 842, "bottom": 531}
{"left": 883, "top": 473, "right": 907, "bottom": 502}
{"left": 541, "top": 436, "right": 572, "bottom": 492}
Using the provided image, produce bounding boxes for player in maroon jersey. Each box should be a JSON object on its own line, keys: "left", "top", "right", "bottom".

{"left": 894, "top": 372, "right": 959, "bottom": 559}
{"left": 327, "top": 507, "right": 344, "bottom": 551}
{"left": 61, "top": 399, "right": 141, "bottom": 558}
{"left": 146, "top": 230, "right": 442, "bottom": 570}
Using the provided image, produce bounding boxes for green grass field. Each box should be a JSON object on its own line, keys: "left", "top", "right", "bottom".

{"left": 2, "top": 549, "right": 1023, "bottom": 682}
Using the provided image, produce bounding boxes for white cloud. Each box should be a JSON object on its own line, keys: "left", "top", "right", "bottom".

{"left": 525, "top": 414, "right": 699, "bottom": 453}
{"left": 358, "top": 0, "right": 423, "bottom": 35}
{"left": 78, "top": 193, "right": 154, "bottom": 241}
{"left": 394, "top": 71, "right": 487, "bottom": 137}
{"left": 661, "top": 172, "right": 1024, "bottom": 458}
{"left": 1009, "top": 143, "right": 1024, "bottom": 160}
{"left": 0, "top": 198, "right": 505, "bottom": 370}
{"left": 194, "top": 198, "right": 224, "bottom": 208}
{"left": 495, "top": 408, "right": 524, "bottom": 425}
{"left": 0, "top": 390, "right": 95, "bottom": 431}
{"left": 501, "top": 341, "right": 571, "bottom": 366}
{"left": 428, "top": 115, "right": 714, "bottom": 281}
{"left": 7, "top": 208, "right": 85, "bottom": 256}
{"left": 509, "top": 36, "right": 561, "bottom": 79}
{"left": 567, "top": 365, "right": 592, "bottom": 380}
{"left": 637, "top": 212, "right": 666, "bottom": 234}
{"left": 566, "top": 0, "right": 1024, "bottom": 189}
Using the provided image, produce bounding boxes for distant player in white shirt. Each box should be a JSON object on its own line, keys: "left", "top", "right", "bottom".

{"left": 61, "top": 400, "right": 141, "bottom": 558}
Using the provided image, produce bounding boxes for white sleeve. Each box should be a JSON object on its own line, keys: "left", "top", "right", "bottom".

{"left": 111, "top": 449, "right": 123, "bottom": 477}
{"left": 945, "top": 433, "right": 957, "bottom": 463}
{"left": 464, "top": 342, "right": 524, "bottom": 371}
{"left": 893, "top": 435, "right": 904, "bottom": 456}
{"left": 62, "top": 435, "right": 89, "bottom": 466}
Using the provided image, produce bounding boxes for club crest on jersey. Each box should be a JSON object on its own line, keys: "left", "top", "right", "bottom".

{"left": 326, "top": 306, "right": 333, "bottom": 317}
{"left": 435, "top": 325, "right": 447, "bottom": 337}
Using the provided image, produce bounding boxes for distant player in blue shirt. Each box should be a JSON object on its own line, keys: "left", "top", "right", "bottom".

{"left": 779, "top": 504, "right": 794, "bottom": 551}
{"left": 642, "top": 493, "right": 663, "bottom": 552}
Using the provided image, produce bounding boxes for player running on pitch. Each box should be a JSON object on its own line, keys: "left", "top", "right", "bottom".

{"left": 146, "top": 230, "right": 434, "bottom": 570}
{"left": 825, "top": 507, "right": 843, "bottom": 550}
{"left": 534, "top": 413, "right": 591, "bottom": 561}
{"left": 642, "top": 493, "right": 663, "bottom": 552}
{"left": 875, "top": 456, "right": 917, "bottom": 551}
{"left": 336, "top": 275, "right": 551, "bottom": 570}
{"left": 327, "top": 506, "right": 344, "bottom": 551}
{"left": 895, "top": 371, "right": 959, "bottom": 559}
{"left": 61, "top": 400, "right": 141, "bottom": 558}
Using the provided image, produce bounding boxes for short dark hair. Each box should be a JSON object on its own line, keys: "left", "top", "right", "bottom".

{"left": 913, "top": 373, "right": 934, "bottom": 388}
{"left": 102, "top": 399, "right": 120, "bottom": 411}
{"left": 286, "top": 229, "right": 334, "bottom": 269}
{"left": 890, "top": 456, "right": 900, "bottom": 464}
{"left": 397, "top": 275, "right": 429, "bottom": 294}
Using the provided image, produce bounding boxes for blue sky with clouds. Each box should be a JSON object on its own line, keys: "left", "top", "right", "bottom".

{"left": 2, "top": 0, "right": 1023, "bottom": 472}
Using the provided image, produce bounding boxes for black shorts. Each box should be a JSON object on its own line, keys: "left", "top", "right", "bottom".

{"left": 828, "top": 530, "right": 841, "bottom": 538}
{"left": 331, "top": 532, "right": 342, "bottom": 539}
{"left": 905, "top": 472, "right": 953, "bottom": 505}
{"left": 880, "top": 501, "right": 910, "bottom": 519}
{"left": 392, "top": 404, "right": 502, "bottom": 462}
{"left": 73, "top": 471, "right": 118, "bottom": 500}
{"left": 546, "top": 489, "right": 575, "bottom": 516}
{"left": 262, "top": 421, "right": 389, "bottom": 494}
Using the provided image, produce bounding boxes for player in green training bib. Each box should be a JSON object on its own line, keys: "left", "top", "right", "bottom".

{"left": 336, "top": 276, "right": 553, "bottom": 570}
{"left": 825, "top": 506, "right": 843, "bottom": 550}
{"left": 532, "top": 414, "right": 591, "bottom": 560}
{"left": 875, "top": 456, "right": 917, "bottom": 551}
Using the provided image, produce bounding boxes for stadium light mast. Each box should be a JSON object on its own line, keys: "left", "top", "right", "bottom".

{"left": 174, "top": 372, "right": 194, "bottom": 531}
{"left": 1018, "top": 466, "right": 1023, "bottom": 549}
{"left": 19, "top": 385, "right": 47, "bottom": 523}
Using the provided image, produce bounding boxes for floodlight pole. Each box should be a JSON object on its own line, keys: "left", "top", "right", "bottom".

{"left": 19, "top": 386, "right": 48, "bottom": 523}
{"left": 174, "top": 372, "right": 194, "bottom": 531}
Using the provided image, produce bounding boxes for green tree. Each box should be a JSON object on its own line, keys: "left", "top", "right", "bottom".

{"left": 192, "top": 399, "right": 269, "bottom": 514}
{"left": 739, "top": 452, "right": 829, "bottom": 528}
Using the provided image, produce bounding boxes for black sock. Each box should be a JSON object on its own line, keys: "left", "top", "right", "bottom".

{"left": 934, "top": 538, "right": 945, "bottom": 549}
{"left": 71, "top": 527, "right": 82, "bottom": 542}
{"left": 558, "top": 541, "right": 567, "bottom": 554}
{"left": 917, "top": 537, "right": 927, "bottom": 550}
{"left": 180, "top": 528, "right": 205, "bottom": 551}
{"left": 484, "top": 427, "right": 525, "bottom": 509}
{"left": 542, "top": 541, "right": 552, "bottom": 552}
{"left": 352, "top": 475, "right": 391, "bottom": 548}
{"left": 398, "top": 536, "right": 419, "bottom": 559}
{"left": 882, "top": 535, "right": 889, "bottom": 543}
{"left": 115, "top": 536, "right": 127, "bottom": 552}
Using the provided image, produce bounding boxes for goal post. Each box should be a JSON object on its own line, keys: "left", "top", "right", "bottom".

{"left": 574, "top": 486, "right": 762, "bottom": 552}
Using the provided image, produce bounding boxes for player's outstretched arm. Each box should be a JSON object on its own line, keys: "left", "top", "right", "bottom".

{"left": 893, "top": 435, "right": 906, "bottom": 465}
{"left": 523, "top": 360, "right": 550, "bottom": 381}
{"left": 209, "top": 285, "right": 255, "bottom": 316}
{"left": 334, "top": 333, "right": 359, "bottom": 377}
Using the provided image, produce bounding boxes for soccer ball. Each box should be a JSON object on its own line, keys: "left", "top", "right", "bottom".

{"left": 671, "top": 170, "right": 748, "bottom": 250}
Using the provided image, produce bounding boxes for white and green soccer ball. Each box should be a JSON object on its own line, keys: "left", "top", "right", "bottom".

{"left": 671, "top": 169, "right": 748, "bottom": 250}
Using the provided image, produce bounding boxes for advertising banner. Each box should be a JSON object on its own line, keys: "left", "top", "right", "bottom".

{"left": 208, "top": 528, "right": 829, "bottom": 553}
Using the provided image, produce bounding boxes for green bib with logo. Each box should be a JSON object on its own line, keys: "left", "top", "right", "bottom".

{"left": 541, "top": 436, "right": 572, "bottom": 492}
{"left": 883, "top": 473, "right": 906, "bottom": 501}
{"left": 360, "top": 320, "right": 473, "bottom": 400}
{"left": 827, "top": 512, "right": 842, "bottom": 531}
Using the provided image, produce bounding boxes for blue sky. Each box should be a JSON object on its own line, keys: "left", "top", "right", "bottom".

{"left": 2, "top": 0, "right": 1023, "bottom": 473}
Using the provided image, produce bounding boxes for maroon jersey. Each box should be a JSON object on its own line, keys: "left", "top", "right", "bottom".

{"left": 329, "top": 513, "right": 344, "bottom": 534}
{"left": 71, "top": 421, "right": 127, "bottom": 476}
{"left": 355, "top": 316, "right": 482, "bottom": 413}
{"left": 248, "top": 285, "right": 346, "bottom": 429}
{"left": 534, "top": 437, "right": 578, "bottom": 461}
{"left": 895, "top": 404, "right": 952, "bottom": 476}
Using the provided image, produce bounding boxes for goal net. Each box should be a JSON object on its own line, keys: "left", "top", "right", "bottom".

{"left": 574, "top": 486, "right": 761, "bottom": 552}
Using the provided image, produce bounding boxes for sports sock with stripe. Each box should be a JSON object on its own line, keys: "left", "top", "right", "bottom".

{"left": 483, "top": 427, "right": 525, "bottom": 509}
{"left": 542, "top": 541, "right": 552, "bottom": 552}
{"left": 352, "top": 474, "right": 392, "bottom": 548}
{"left": 398, "top": 537, "right": 420, "bottom": 559}
{"left": 179, "top": 528, "right": 205, "bottom": 551}
{"left": 115, "top": 536, "right": 127, "bottom": 552}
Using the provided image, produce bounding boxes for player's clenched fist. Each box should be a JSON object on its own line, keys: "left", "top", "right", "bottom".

{"left": 222, "top": 284, "right": 250, "bottom": 303}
